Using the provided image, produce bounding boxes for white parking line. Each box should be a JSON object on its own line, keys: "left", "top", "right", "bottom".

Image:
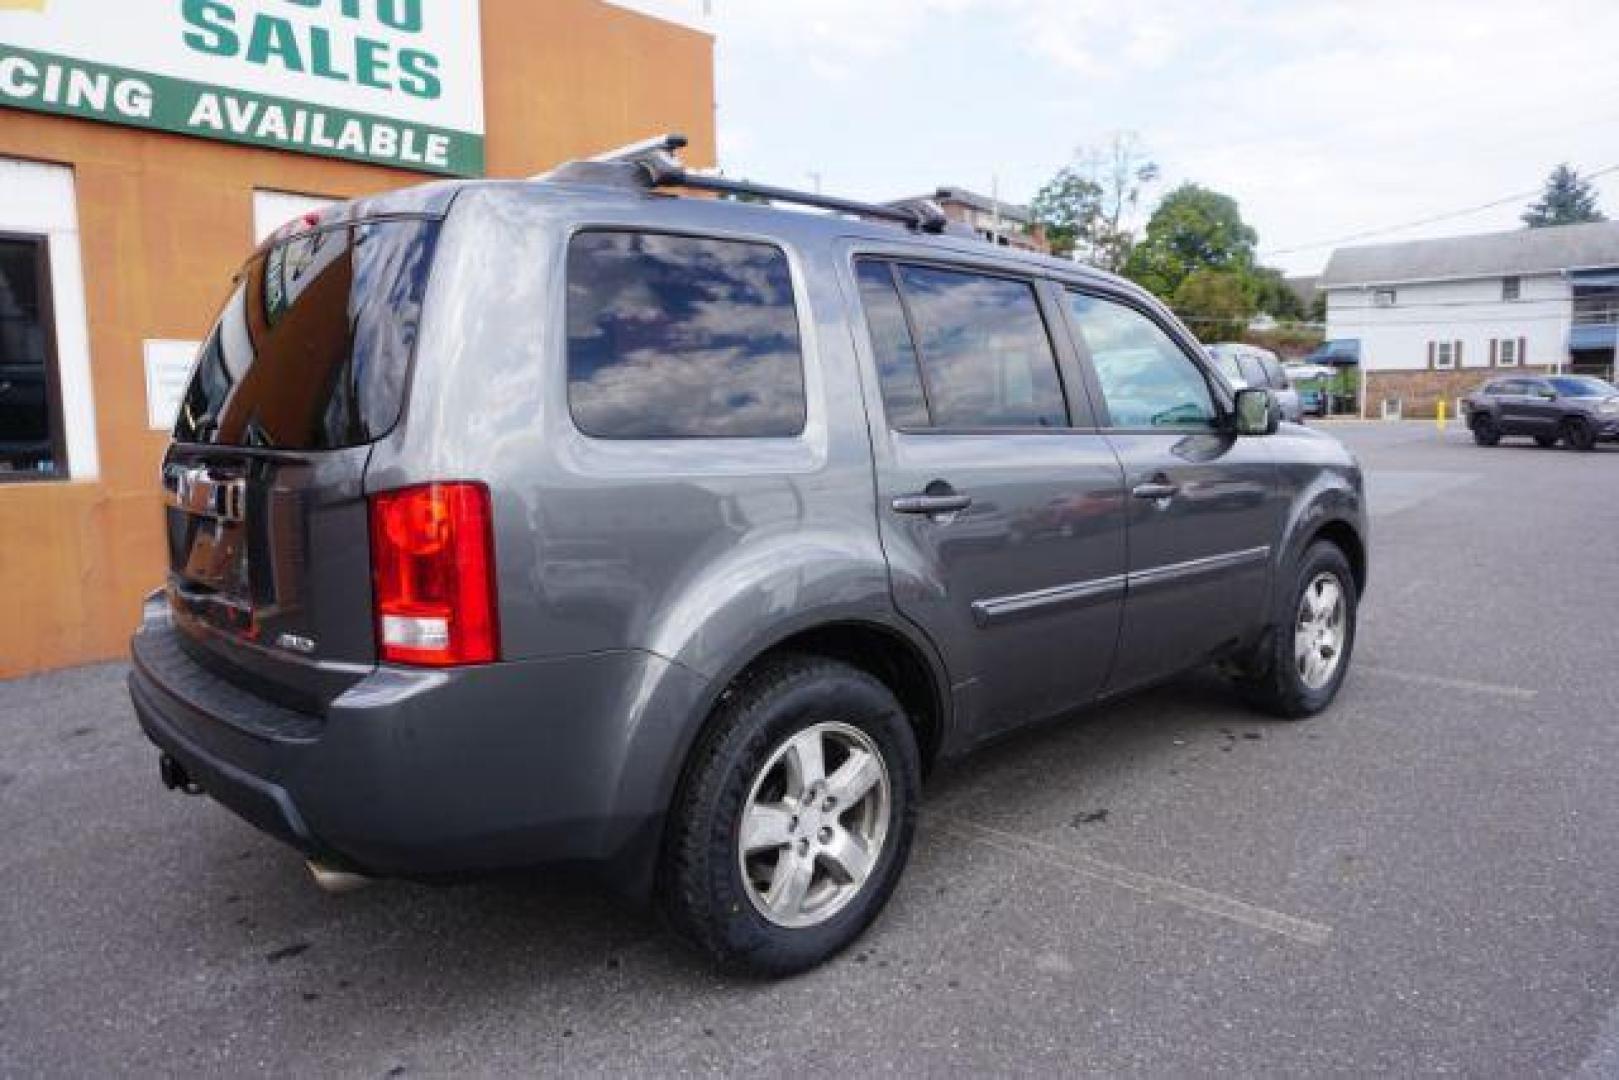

{"left": 1358, "top": 664, "right": 1537, "bottom": 700}
{"left": 932, "top": 817, "right": 1334, "bottom": 948}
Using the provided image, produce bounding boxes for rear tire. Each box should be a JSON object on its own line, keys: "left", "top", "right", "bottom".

{"left": 660, "top": 654, "right": 920, "bottom": 976}
{"left": 1471, "top": 414, "right": 1501, "bottom": 446}
{"left": 1236, "top": 541, "right": 1358, "bottom": 720}
{"left": 1562, "top": 417, "right": 1596, "bottom": 452}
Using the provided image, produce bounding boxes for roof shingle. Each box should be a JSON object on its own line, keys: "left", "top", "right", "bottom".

{"left": 1320, "top": 220, "right": 1619, "bottom": 287}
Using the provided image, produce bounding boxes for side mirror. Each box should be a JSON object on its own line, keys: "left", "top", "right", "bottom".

{"left": 1233, "top": 387, "right": 1279, "bottom": 436}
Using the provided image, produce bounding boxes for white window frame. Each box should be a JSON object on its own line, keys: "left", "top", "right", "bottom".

{"left": 0, "top": 158, "right": 97, "bottom": 481}
{"left": 1498, "top": 337, "right": 1520, "bottom": 366}
{"left": 1435, "top": 341, "right": 1456, "bottom": 369}
{"left": 1502, "top": 276, "right": 1521, "bottom": 301}
{"left": 1372, "top": 288, "right": 1397, "bottom": 307}
{"left": 253, "top": 189, "right": 339, "bottom": 246}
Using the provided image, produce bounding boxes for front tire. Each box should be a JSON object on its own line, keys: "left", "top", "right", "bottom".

{"left": 660, "top": 654, "right": 920, "bottom": 976}
{"left": 1471, "top": 414, "right": 1501, "bottom": 446}
{"left": 1237, "top": 541, "right": 1358, "bottom": 719}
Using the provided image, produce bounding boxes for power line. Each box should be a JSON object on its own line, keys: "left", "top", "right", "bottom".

{"left": 1259, "top": 163, "right": 1619, "bottom": 259}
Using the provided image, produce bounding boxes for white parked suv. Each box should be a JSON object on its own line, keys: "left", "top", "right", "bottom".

{"left": 1208, "top": 343, "right": 1304, "bottom": 424}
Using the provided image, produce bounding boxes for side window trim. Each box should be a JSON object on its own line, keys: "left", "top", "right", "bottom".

{"left": 878, "top": 258, "right": 939, "bottom": 427}
{"left": 889, "top": 256, "right": 1073, "bottom": 432}
{"left": 1058, "top": 284, "right": 1229, "bottom": 431}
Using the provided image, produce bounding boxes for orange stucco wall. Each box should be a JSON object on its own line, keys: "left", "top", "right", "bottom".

{"left": 0, "top": 0, "right": 713, "bottom": 678}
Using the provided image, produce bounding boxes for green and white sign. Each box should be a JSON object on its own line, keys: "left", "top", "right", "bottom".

{"left": 0, "top": 1, "right": 484, "bottom": 175}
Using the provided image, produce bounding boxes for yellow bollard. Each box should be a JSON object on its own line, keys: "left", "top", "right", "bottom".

{"left": 1436, "top": 398, "right": 1446, "bottom": 432}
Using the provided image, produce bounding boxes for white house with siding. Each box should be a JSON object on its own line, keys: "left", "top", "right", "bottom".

{"left": 1320, "top": 221, "right": 1619, "bottom": 416}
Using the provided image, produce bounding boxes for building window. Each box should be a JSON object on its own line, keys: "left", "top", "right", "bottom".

{"left": 1373, "top": 288, "right": 1397, "bottom": 307}
{"left": 0, "top": 234, "right": 65, "bottom": 479}
{"left": 1502, "top": 276, "right": 1521, "bottom": 301}
{"left": 1434, "top": 341, "right": 1456, "bottom": 369}
{"left": 253, "top": 190, "right": 339, "bottom": 246}
{"left": 1497, "top": 337, "right": 1519, "bottom": 366}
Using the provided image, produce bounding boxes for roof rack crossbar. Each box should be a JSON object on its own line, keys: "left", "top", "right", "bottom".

{"left": 669, "top": 172, "right": 938, "bottom": 230}
{"left": 546, "top": 133, "right": 948, "bottom": 234}
{"left": 590, "top": 132, "right": 689, "bottom": 163}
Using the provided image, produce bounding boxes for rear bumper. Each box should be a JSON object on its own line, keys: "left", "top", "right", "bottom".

{"left": 129, "top": 603, "right": 709, "bottom": 885}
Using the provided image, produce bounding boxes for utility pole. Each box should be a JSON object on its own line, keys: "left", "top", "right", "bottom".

{"left": 806, "top": 171, "right": 822, "bottom": 195}
{"left": 991, "top": 174, "right": 1001, "bottom": 242}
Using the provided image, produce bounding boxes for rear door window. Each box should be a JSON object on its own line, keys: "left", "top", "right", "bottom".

{"left": 1259, "top": 356, "right": 1288, "bottom": 389}
{"left": 566, "top": 230, "right": 806, "bottom": 439}
{"left": 174, "top": 219, "right": 441, "bottom": 449}
{"left": 890, "top": 263, "right": 1067, "bottom": 428}
{"left": 1236, "top": 354, "right": 1269, "bottom": 388}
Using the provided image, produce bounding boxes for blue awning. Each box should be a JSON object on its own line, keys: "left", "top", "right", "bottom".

{"left": 1570, "top": 323, "right": 1618, "bottom": 350}
{"left": 1570, "top": 268, "right": 1619, "bottom": 288}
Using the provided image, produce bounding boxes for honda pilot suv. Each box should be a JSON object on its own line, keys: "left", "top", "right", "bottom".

{"left": 129, "top": 137, "right": 1368, "bottom": 975}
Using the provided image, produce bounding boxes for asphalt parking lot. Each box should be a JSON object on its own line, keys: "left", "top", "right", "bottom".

{"left": 3, "top": 421, "right": 1618, "bottom": 1077}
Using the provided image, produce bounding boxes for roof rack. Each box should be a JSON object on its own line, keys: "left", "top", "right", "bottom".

{"left": 542, "top": 133, "right": 949, "bottom": 234}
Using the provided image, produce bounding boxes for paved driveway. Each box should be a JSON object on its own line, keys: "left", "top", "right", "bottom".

{"left": 3, "top": 422, "right": 1617, "bottom": 1076}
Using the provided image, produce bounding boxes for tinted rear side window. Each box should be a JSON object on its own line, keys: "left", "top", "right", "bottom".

{"left": 893, "top": 264, "right": 1066, "bottom": 428}
{"left": 174, "top": 219, "right": 441, "bottom": 450}
{"left": 853, "top": 260, "right": 930, "bottom": 428}
{"left": 566, "top": 231, "right": 806, "bottom": 439}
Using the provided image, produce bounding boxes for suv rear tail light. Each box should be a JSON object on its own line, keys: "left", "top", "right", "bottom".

{"left": 369, "top": 483, "right": 500, "bottom": 666}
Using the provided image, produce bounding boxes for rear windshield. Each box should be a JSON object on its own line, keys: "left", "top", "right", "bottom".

{"left": 174, "top": 218, "right": 441, "bottom": 449}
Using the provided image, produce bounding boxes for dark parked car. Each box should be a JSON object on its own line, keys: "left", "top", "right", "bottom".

{"left": 129, "top": 138, "right": 1368, "bottom": 975}
{"left": 1463, "top": 375, "right": 1619, "bottom": 450}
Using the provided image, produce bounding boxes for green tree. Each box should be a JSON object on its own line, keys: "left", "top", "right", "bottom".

{"left": 1522, "top": 163, "right": 1605, "bottom": 227}
{"left": 1075, "top": 132, "right": 1159, "bottom": 272}
{"left": 1250, "top": 266, "right": 1304, "bottom": 321}
{"left": 1030, "top": 133, "right": 1158, "bottom": 270}
{"left": 1029, "top": 167, "right": 1102, "bottom": 259}
{"left": 1171, "top": 268, "right": 1256, "bottom": 342}
{"left": 1123, "top": 183, "right": 1258, "bottom": 301}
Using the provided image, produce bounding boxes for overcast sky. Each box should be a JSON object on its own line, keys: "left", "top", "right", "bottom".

{"left": 706, "top": 0, "right": 1619, "bottom": 276}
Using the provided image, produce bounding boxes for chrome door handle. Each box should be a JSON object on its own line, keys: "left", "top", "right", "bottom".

{"left": 892, "top": 493, "right": 973, "bottom": 515}
{"left": 1131, "top": 481, "right": 1180, "bottom": 500}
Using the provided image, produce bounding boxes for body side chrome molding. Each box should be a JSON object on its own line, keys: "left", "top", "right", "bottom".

{"left": 970, "top": 545, "right": 1272, "bottom": 626}
{"left": 971, "top": 574, "right": 1127, "bottom": 627}
{"left": 1125, "top": 545, "right": 1271, "bottom": 591}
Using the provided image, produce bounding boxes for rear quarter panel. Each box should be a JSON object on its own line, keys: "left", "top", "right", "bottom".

{"left": 366, "top": 184, "right": 901, "bottom": 679}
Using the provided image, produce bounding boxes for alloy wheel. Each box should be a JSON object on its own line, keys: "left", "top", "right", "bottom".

{"left": 1294, "top": 572, "right": 1347, "bottom": 690}
{"left": 737, "top": 722, "right": 891, "bottom": 929}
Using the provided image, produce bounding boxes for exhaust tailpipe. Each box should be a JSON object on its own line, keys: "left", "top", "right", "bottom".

{"left": 307, "top": 860, "right": 372, "bottom": 895}
{"left": 159, "top": 753, "right": 202, "bottom": 795}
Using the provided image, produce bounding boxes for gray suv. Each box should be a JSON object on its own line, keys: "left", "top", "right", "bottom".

{"left": 129, "top": 138, "right": 1368, "bottom": 975}
{"left": 1463, "top": 374, "right": 1619, "bottom": 450}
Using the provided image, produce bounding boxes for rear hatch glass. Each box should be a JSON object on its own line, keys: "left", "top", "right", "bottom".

{"left": 164, "top": 216, "right": 442, "bottom": 713}
{"left": 176, "top": 218, "right": 440, "bottom": 449}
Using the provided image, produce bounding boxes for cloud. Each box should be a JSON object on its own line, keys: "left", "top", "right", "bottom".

{"left": 711, "top": 0, "right": 1619, "bottom": 274}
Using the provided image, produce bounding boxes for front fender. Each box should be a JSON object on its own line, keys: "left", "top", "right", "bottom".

{"left": 1272, "top": 435, "right": 1367, "bottom": 596}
